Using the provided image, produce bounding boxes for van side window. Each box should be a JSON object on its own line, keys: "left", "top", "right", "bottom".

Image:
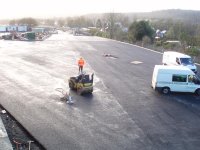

{"left": 172, "top": 75, "right": 187, "bottom": 82}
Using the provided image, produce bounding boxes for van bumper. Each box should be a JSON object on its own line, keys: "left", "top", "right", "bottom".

{"left": 155, "top": 87, "right": 162, "bottom": 92}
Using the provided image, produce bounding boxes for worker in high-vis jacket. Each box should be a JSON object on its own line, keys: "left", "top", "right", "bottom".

{"left": 78, "top": 57, "right": 85, "bottom": 73}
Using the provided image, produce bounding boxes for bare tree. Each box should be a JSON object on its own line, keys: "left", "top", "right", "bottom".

{"left": 104, "top": 12, "right": 117, "bottom": 39}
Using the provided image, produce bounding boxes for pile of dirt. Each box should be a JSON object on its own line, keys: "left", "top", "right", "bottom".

{"left": 0, "top": 105, "right": 45, "bottom": 150}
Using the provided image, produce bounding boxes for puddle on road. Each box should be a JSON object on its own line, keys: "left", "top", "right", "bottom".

{"left": 131, "top": 61, "right": 143, "bottom": 64}
{"left": 22, "top": 55, "right": 50, "bottom": 66}
{"left": 56, "top": 101, "right": 64, "bottom": 105}
{"left": 49, "top": 94, "right": 61, "bottom": 100}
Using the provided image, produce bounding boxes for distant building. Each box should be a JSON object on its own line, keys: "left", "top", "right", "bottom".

{"left": 31, "top": 26, "right": 55, "bottom": 33}
{"left": 0, "top": 25, "right": 7, "bottom": 32}
{"left": 31, "top": 27, "right": 46, "bottom": 33}
{"left": 18, "top": 25, "right": 28, "bottom": 32}
{"left": 164, "top": 40, "right": 181, "bottom": 45}
{"left": 156, "top": 29, "right": 166, "bottom": 38}
{"left": 7, "top": 25, "right": 17, "bottom": 32}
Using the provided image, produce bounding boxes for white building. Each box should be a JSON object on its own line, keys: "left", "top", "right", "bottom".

{"left": 32, "top": 27, "right": 45, "bottom": 33}
{"left": 7, "top": 25, "right": 17, "bottom": 32}
{"left": 18, "top": 25, "right": 28, "bottom": 32}
{"left": 0, "top": 26, "right": 7, "bottom": 32}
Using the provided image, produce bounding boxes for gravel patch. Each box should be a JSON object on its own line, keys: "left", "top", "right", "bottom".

{"left": 0, "top": 105, "right": 45, "bottom": 150}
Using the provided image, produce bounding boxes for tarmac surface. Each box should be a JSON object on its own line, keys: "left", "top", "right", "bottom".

{"left": 0, "top": 31, "right": 200, "bottom": 150}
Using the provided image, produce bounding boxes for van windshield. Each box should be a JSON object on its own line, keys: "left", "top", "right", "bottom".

{"left": 180, "top": 58, "right": 193, "bottom": 65}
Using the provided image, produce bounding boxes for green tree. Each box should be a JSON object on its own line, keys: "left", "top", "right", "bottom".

{"left": 142, "top": 36, "right": 152, "bottom": 46}
{"left": 66, "top": 17, "right": 75, "bottom": 28}
{"left": 17, "top": 18, "right": 38, "bottom": 26}
{"left": 96, "top": 19, "right": 102, "bottom": 28}
{"left": 128, "top": 20, "right": 154, "bottom": 42}
{"left": 166, "top": 27, "right": 176, "bottom": 39}
{"left": 103, "top": 13, "right": 129, "bottom": 40}
{"left": 58, "top": 19, "right": 65, "bottom": 27}
{"left": 117, "top": 14, "right": 130, "bottom": 27}
{"left": 104, "top": 13, "right": 116, "bottom": 39}
{"left": 128, "top": 21, "right": 137, "bottom": 43}
{"left": 9, "top": 18, "right": 38, "bottom": 26}
{"left": 45, "top": 19, "right": 55, "bottom": 26}
{"left": 180, "top": 32, "right": 189, "bottom": 49}
{"left": 66, "top": 16, "right": 93, "bottom": 28}
{"left": 9, "top": 19, "right": 16, "bottom": 25}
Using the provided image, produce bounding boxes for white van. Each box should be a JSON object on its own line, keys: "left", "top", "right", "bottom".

{"left": 152, "top": 65, "right": 200, "bottom": 95}
{"left": 162, "top": 51, "right": 197, "bottom": 73}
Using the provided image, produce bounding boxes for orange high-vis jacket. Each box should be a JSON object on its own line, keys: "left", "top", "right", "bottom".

{"left": 78, "top": 58, "right": 85, "bottom": 66}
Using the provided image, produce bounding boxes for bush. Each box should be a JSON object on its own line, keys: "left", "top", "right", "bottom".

{"left": 142, "top": 36, "right": 152, "bottom": 46}
{"left": 163, "top": 43, "right": 172, "bottom": 49}
{"left": 185, "top": 47, "right": 200, "bottom": 57}
{"left": 128, "top": 20, "right": 154, "bottom": 41}
{"left": 155, "top": 40, "right": 162, "bottom": 46}
{"left": 89, "top": 28, "right": 99, "bottom": 36}
{"left": 163, "top": 41, "right": 181, "bottom": 50}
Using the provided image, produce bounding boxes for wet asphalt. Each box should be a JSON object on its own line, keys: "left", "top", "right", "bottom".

{"left": 0, "top": 31, "right": 200, "bottom": 150}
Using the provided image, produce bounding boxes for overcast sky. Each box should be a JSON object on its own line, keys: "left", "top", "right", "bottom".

{"left": 0, "top": 0, "right": 199, "bottom": 19}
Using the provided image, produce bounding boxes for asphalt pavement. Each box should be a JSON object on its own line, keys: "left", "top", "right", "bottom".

{"left": 0, "top": 31, "right": 200, "bottom": 150}
{"left": 66, "top": 34, "right": 200, "bottom": 149}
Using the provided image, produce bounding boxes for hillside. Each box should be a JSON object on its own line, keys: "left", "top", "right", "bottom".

{"left": 85, "top": 9, "right": 200, "bottom": 25}
{"left": 125, "top": 9, "right": 200, "bottom": 24}
{"left": 1, "top": 9, "right": 200, "bottom": 25}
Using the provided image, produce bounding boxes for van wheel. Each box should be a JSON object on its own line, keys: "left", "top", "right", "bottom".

{"left": 162, "top": 87, "right": 170, "bottom": 94}
{"left": 196, "top": 89, "right": 200, "bottom": 96}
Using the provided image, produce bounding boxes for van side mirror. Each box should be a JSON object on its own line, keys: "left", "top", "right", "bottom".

{"left": 176, "top": 58, "right": 180, "bottom": 64}
{"left": 192, "top": 56, "right": 195, "bottom": 62}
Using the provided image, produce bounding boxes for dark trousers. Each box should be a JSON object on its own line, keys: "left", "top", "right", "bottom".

{"left": 79, "top": 66, "right": 83, "bottom": 72}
